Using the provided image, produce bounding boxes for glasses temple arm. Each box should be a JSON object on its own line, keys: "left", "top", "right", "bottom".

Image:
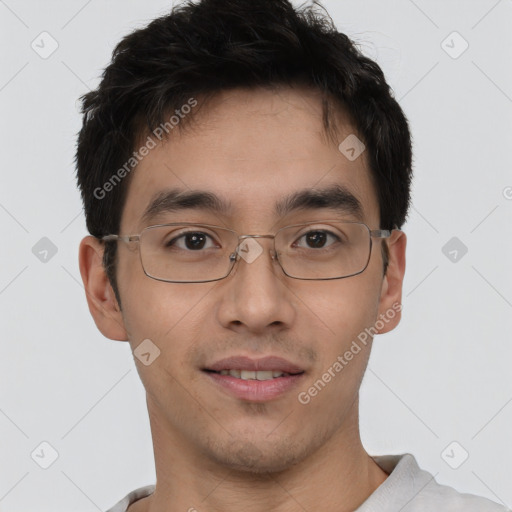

{"left": 370, "top": 227, "right": 400, "bottom": 238}
{"left": 101, "top": 234, "right": 140, "bottom": 243}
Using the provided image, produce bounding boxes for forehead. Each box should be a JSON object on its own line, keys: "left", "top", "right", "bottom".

{"left": 120, "top": 87, "right": 379, "bottom": 232}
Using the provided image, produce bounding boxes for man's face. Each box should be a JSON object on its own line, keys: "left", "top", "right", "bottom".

{"left": 106, "top": 87, "right": 403, "bottom": 472}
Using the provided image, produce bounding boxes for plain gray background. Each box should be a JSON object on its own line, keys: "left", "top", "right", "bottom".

{"left": 0, "top": 0, "right": 511, "bottom": 510}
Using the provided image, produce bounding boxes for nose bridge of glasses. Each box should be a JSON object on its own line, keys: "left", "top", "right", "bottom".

{"left": 238, "top": 234, "right": 275, "bottom": 241}
{"left": 233, "top": 233, "right": 278, "bottom": 263}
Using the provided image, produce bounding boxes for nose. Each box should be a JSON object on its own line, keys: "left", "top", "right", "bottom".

{"left": 215, "top": 236, "right": 296, "bottom": 334}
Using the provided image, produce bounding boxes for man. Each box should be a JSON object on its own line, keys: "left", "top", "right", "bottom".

{"left": 75, "top": 0, "right": 509, "bottom": 510}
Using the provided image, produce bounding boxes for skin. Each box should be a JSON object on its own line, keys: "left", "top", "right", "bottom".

{"left": 79, "top": 86, "right": 406, "bottom": 512}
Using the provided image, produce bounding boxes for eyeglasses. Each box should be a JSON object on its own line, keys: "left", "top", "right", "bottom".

{"left": 101, "top": 220, "right": 393, "bottom": 283}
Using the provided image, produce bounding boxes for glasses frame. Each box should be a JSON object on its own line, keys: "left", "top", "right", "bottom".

{"left": 101, "top": 220, "right": 394, "bottom": 283}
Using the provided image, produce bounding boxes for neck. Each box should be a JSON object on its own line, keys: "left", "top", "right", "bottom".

{"left": 131, "top": 396, "right": 388, "bottom": 512}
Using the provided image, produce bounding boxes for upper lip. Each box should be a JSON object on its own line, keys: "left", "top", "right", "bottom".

{"left": 204, "top": 356, "right": 305, "bottom": 374}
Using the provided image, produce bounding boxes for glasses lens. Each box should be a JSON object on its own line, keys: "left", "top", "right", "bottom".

{"left": 138, "top": 221, "right": 372, "bottom": 282}
{"left": 140, "top": 224, "right": 237, "bottom": 282}
{"left": 276, "top": 221, "right": 371, "bottom": 279}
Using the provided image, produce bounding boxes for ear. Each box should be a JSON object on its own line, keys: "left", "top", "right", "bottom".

{"left": 78, "top": 236, "right": 128, "bottom": 341}
{"left": 375, "top": 230, "right": 406, "bottom": 334}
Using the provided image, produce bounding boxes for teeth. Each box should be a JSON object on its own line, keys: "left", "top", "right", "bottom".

{"left": 255, "top": 371, "right": 274, "bottom": 380}
{"left": 217, "top": 370, "right": 287, "bottom": 380}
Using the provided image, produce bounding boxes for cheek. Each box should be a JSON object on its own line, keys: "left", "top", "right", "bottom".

{"left": 297, "top": 281, "right": 379, "bottom": 412}
{"left": 118, "top": 282, "right": 209, "bottom": 405}
{"left": 122, "top": 286, "right": 208, "bottom": 345}
{"left": 302, "top": 275, "right": 381, "bottom": 338}
{"left": 119, "top": 276, "right": 217, "bottom": 396}
{"left": 300, "top": 279, "right": 380, "bottom": 380}
{"left": 117, "top": 247, "right": 212, "bottom": 337}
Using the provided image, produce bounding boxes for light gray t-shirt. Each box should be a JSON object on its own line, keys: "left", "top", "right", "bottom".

{"left": 105, "top": 453, "right": 510, "bottom": 511}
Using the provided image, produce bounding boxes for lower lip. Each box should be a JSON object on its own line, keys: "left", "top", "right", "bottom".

{"left": 204, "top": 371, "right": 305, "bottom": 402}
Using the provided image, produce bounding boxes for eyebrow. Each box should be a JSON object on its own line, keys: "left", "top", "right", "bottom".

{"left": 141, "top": 189, "right": 234, "bottom": 225}
{"left": 275, "top": 184, "right": 364, "bottom": 221}
{"left": 140, "top": 184, "right": 364, "bottom": 225}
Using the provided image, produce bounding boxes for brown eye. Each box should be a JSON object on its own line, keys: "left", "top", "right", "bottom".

{"left": 294, "top": 230, "right": 339, "bottom": 249}
{"left": 166, "top": 232, "right": 215, "bottom": 250}
{"left": 305, "top": 231, "right": 327, "bottom": 248}
{"left": 183, "top": 232, "right": 207, "bottom": 250}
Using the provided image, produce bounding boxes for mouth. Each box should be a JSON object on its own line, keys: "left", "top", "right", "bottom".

{"left": 202, "top": 356, "right": 306, "bottom": 402}
{"left": 204, "top": 369, "right": 304, "bottom": 380}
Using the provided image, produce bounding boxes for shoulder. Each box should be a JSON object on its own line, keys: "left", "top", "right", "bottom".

{"left": 417, "top": 479, "right": 510, "bottom": 511}
{"left": 105, "top": 485, "right": 155, "bottom": 512}
{"left": 365, "top": 453, "right": 510, "bottom": 512}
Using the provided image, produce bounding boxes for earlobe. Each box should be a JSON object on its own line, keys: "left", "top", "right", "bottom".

{"left": 78, "top": 236, "right": 128, "bottom": 341}
{"left": 376, "top": 230, "right": 407, "bottom": 335}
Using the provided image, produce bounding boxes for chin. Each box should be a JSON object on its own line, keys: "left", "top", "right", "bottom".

{"left": 205, "top": 436, "right": 310, "bottom": 475}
